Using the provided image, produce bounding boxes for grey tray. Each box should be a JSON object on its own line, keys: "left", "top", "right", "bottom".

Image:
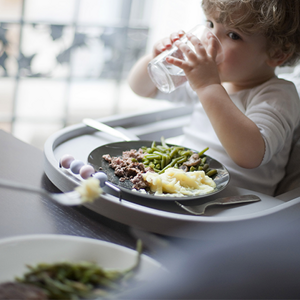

{"left": 43, "top": 107, "right": 286, "bottom": 238}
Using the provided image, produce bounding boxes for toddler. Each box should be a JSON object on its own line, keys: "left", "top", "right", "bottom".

{"left": 128, "top": 0, "right": 300, "bottom": 195}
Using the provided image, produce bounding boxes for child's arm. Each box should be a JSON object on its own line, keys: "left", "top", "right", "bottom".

{"left": 166, "top": 34, "right": 265, "bottom": 169}
{"left": 127, "top": 54, "right": 157, "bottom": 98}
{"left": 128, "top": 31, "right": 185, "bottom": 98}
{"left": 195, "top": 84, "right": 265, "bottom": 169}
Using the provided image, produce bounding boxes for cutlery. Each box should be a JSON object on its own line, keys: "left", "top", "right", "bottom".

{"left": 0, "top": 178, "right": 89, "bottom": 206}
{"left": 0, "top": 177, "right": 123, "bottom": 205}
{"left": 175, "top": 194, "right": 261, "bottom": 215}
{"left": 83, "top": 118, "right": 132, "bottom": 141}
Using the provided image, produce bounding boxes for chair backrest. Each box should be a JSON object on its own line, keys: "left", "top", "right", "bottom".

{"left": 275, "top": 123, "right": 300, "bottom": 196}
{"left": 275, "top": 65, "right": 300, "bottom": 196}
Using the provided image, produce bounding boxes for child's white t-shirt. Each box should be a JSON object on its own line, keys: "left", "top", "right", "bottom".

{"left": 155, "top": 77, "right": 300, "bottom": 195}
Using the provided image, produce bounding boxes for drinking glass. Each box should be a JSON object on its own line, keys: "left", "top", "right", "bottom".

{"left": 148, "top": 24, "right": 224, "bottom": 93}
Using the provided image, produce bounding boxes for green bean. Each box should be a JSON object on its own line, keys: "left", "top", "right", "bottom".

{"left": 161, "top": 155, "right": 166, "bottom": 169}
{"left": 206, "top": 169, "right": 218, "bottom": 177}
{"left": 182, "top": 149, "right": 194, "bottom": 155}
{"left": 149, "top": 162, "right": 155, "bottom": 169}
{"left": 158, "top": 156, "right": 187, "bottom": 174}
{"left": 198, "top": 147, "right": 209, "bottom": 157}
{"left": 16, "top": 241, "right": 143, "bottom": 299}
{"left": 160, "top": 136, "right": 169, "bottom": 148}
{"left": 159, "top": 152, "right": 171, "bottom": 165}
{"left": 146, "top": 147, "right": 154, "bottom": 153}
{"left": 153, "top": 150, "right": 165, "bottom": 156}
{"left": 156, "top": 145, "right": 169, "bottom": 152}
{"left": 176, "top": 156, "right": 189, "bottom": 164}
{"left": 202, "top": 163, "right": 209, "bottom": 171}
{"left": 144, "top": 154, "right": 161, "bottom": 160}
{"left": 152, "top": 146, "right": 166, "bottom": 152}
{"left": 169, "top": 147, "right": 179, "bottom": 158}
{"left": 142, "top": 139, "right": 217, "bottom": 178}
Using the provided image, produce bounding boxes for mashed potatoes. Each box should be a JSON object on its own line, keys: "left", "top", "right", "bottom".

{"left": 143, "top": 167, "right": 216, "bottom": 197}
{"left": 75, "top": 177, "right": 103, "bottom": 203}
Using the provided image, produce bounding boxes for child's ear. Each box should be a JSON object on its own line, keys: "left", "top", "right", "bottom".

{"left": 267, "top": 51, "right": 291, "bottom": 67}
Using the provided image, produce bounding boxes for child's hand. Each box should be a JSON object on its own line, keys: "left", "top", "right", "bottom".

{"left": 166, "top": 33, "right": 221, "bottom": 91}
{"left": 152, "top": 30, "right": 185, "bottom": 58}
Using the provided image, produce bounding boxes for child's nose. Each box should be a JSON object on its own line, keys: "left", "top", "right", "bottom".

{"left": 211, "top": 28, "right": 221, "bottom": 39}
{"left": 207, "top": 27, "right": 222, "bottom": 43}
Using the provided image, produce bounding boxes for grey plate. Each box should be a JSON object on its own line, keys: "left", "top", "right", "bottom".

{"left": 88, "top": 141, "right": 230, "bottom": 202}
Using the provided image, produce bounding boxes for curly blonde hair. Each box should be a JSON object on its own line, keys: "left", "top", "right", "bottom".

{"left": 201, "top": 0, "right": 300, "bottom": 66}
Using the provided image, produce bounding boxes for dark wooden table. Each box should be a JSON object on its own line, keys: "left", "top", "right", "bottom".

{"left": 3, "top": 130, "right": 300, "bottom": 299}
{"left": 0, "top": 129, "right": 138, "bottom": 249}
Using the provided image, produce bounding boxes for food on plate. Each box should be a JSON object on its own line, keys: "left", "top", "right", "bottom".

{"left": 102, "top": 137, "right": 218, "bottom": 196}
{"left": 102, "top": 148, "right": 153, "bottom": 190}
{"left": 143, "top": 167, "right": 216, "bottom": 197}
{"left": 141, "top": 138, "right": 216, "bottom": 175}
{"left": 0, "top": 282, "right": 47, "bottom": 300}
{"left": 75, "top": 177, "right": 103, "bottom": 202}
{"left": 0, "top": 241, "right": 142, "bottom": 300}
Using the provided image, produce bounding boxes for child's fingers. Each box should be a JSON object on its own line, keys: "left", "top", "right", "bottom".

{"left": 155, "top": 37, "right": 172, "bottom": 53}
{"left": 206, "top": 35, "right": 219, "bottom": 62}
{"left": 170, "top": 30, "right": 185, "bottom": 43}
{"left": 153, "top": 30, "right": 186, "bottom": 57}
{"left": 153, "top": 37, "right": 172, "bottom": 56}
{"left": 170, "top": 32, "right": 180, "bottom": 42}
{"left": 152, "top": 44, "right": 164, "bottom": 57}
{"left": 187, "top": 34, "right": 206, "bottom": 57}
{"left": 175, "top": 40, "right": 198, "bottom": 62}
{"left": 162, "top": 37, "right": 173, "bottom": 49}
{"left": 178, "top": 30, "right": 185, "bottom": 38}
{"left": 166, "top": 55, "right": 189, "bottom": 69}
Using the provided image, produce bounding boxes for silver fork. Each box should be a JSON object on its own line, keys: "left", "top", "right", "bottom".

{"left": 175, "top": 194, "right": 261, "bottom": 215}
{"left": 0, "top": 178, "right": 85, "bottom": 206}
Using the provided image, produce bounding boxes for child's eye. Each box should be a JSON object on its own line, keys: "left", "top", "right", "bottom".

{"left": 206, "top": 20, "right": 214, "bottom": 29}
{"left": 228, "top": 32, "right": 241, "bottom": 40}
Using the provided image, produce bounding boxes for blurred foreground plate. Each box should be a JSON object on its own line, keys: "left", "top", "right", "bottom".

{"left": 0, "top": 234, "right": 162, "bottom": 283}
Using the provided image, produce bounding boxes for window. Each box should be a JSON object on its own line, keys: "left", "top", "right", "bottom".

{"left": 0, "top": 0, "right": 203, "bottom": 149}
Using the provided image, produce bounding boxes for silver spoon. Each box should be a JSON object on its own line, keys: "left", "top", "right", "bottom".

{"left": 0, "top": 177, "right": 122, "bottom": 205}
{"left": 0, "top": 178, "right": 88, "bottom": 206}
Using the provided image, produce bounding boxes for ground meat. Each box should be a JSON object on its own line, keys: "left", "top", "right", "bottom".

{"left": 0, "top": 282, "right": 48, "bottom": 300}
{"left": 131, "top": 173, "right": 149, "bottom": 190}
{"left": 102, "top": 154, "right": 112, "bottom": 162}
{"left": 122, "top": 148, "right": 144, "bottom": 161}
{"left": 103, "top": 148, "right": 152, "bottom": 190}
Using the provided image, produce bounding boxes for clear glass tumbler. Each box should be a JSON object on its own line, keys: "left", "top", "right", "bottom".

{"left": 148, "top": 24, "right": 224, "bottom": 93}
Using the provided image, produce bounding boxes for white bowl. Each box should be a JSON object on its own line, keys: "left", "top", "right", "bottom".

{"left": 0, "top": 234, "right": 162, "bottom": 283}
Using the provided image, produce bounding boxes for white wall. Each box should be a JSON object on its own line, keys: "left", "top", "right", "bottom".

{"left": 146, "top": 0, "right": 205, "bottom": 53}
